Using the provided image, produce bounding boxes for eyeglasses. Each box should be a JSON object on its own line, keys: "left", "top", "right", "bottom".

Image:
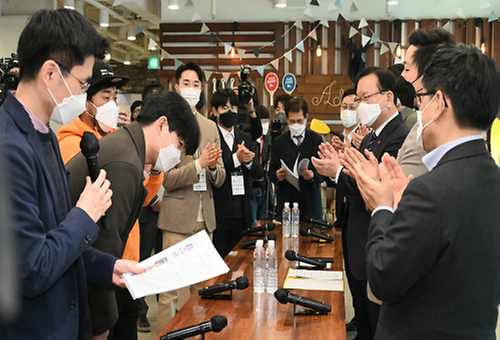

{"left": 416, "top": 90, "right": 449, "bottom": 108}
{"left": 354, "top": 90, "right": 388, "bottom": 104}
{"left": 55, "top": 62, "right": 91, "bottom": 92}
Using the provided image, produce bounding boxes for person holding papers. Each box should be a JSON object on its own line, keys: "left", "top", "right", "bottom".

{"left": 270, "top": 97, "right": 324, "bottom": 221}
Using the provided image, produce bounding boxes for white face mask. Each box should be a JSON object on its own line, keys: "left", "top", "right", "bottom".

{"left": 154, "top": 125, "right": 181, "bottom": 173}
{"left": 179, "top": 87, "right": 201, "bottom": 110}
{"left": 91, "top": 100, "right": 119, "bottom": 133}
{"left": 47, "top": 64, "right": 87, "bottom": 125}
{"left": 356, "top": 93, "right": 387, "bottom": 127}
{"left": 261, "top": 120, "right": 269, "bottom": 135}
{"left": 416, "top": 95, "right": 436, "bottom": 150}
{"left": 341, "top": 109, "right": 358, "bottom": 128}
{"left": 289, "top": 122, "right": 306, "bottom": 136}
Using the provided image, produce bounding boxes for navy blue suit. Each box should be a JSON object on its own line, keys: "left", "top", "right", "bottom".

{"left": 0, "top": 92, "right": 115, "bottom": 340}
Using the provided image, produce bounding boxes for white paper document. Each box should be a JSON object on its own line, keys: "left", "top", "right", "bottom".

{"left": 283, "top": 268, "right": 344, "bottom": 291}
{"left": 280, "top": 159, "right": 300, "bottom": 191}
{"left": 122, "top": 231, "right": 229, "bottom": 299}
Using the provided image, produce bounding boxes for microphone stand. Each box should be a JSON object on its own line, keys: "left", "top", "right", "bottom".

{"left": 293, "top": 301, "right": 330, "bottom": 316}
{"left": 200, "top": 289, "right": 234, "bottom": 300}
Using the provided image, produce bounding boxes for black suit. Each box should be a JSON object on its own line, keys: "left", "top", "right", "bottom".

{"left": 368, "top": 139, "right": 500, "bottom": 339}
{"left": 212, "top": 126, "right": 263, "bottom": 257}
{"left": 270, "top": 129, "right": 324, "bottom": 221}
{"left": 337, "top": 113, "right": 409, "bottom": 339}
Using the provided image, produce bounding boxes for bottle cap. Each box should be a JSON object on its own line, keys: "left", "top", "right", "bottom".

{"left": 268, "top": 240, "right": 275, "bottom": 248}
{"left": 293, "top": 202, "right": 299, "bottom": 208}
{"left": 256, "top": 239, "right": 264, "bottom": 248}
{"left": 284, "top": 202, "right": 290, "bottom": 207}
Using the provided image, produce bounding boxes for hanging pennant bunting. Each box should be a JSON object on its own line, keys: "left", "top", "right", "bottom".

{"left": 148, "top": 38, "right": 157, "bottom": 50}
{"left": 294, "top": 20, "right": 303, "bottom": 30}
{"left": 327, "top": 1, "right": 337, "bottom": 12}
{"left": 284, "top": 51, "right": 293, "bottom": 63}
{"left": 200, "top": 23, "right": 210, "bottom": 34}
{"left": 349, "top": 26, "right": 358, "bottom": 38}
{"left": 204, "top": 70, "right": 213, "bottom": 81}
{"left": 488, "top": 11, "right": 498, "bottom": 22}
{"left": 276, "top": 36, "right": 284, "bottom": 47}
{"left": 442, "top": 20, "right": 451, "bottom": 32}
{"left": 253, "top": 48, "right": 261, "bottom": 58}
{"left": 395, "top": 56, "right": 402, "bottom": 64}
{"left": 209, "top": 33, "right": 217, "bottom": 43}
{"left": 480, "top": 0, "right": 490, "bottom": 10}
{"left": 185, "top": 0, "right": 194, "bottom": 7}
{"left": 135, "top": 25, "right": 143, "bottom": 35}
{"left": 303, "top": 7, "right": 314, "bottom": 18}
{"left": 238, "top": 49, "right": 246, "bottom": 60}
{"left": 320, "top": 18, "right": 330, "bottom": 28}
{"left": 337, "top": 13, "right": 346, "bottom": 24}
{"left": 310, "top": 28, "right": 317, "bottom": 41}
{"left": 161, "top": 49, "right": 169, "bottom": 60}
{"left": 271, "top": 59, "right": 280, "bottom": 71}
{"left": 310, "top": 0, "right": 320, "bottom": 6}
{"left": 222, "top": 73, "right": 231, "bottom": 84}
{"left": 380, "top": 43, "right": 389, "bottom": 55}
{"left": 224, "top": 43, "right": 232, "bottom": 55}
{"left": 349, "top": 3, "right": 358, "bottom": 13}
{"left": 296, "top": 41, "right": 305, "bottom": 53}
{"left": 335, "top": 0, "right": 343, "bottom": 9}
{"left": 256, "top": 66, "right": 265, "bottom": 77}
{"left": 191, "top": 11, "right": 202, "bottom": 22}
{"left": 174, "top": 59, "right": 183, "bottom": 69}
{"left": 358, "top": 18, "right": 368, "bottom": 29}
{"left": 388, "top": 42, "right": 398, "bottom": 53}
{"left": 361, "top": 34, "right": 371, "bottom": 47}
{"left": 370, "top": 33, "right": 380, "bottom": 44}
{"left": 456, "top": 7, "right": 465, "bottom": 18}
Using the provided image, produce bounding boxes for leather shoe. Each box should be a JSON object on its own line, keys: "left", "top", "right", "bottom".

{"left": 137, "top": 314, "right": 151, "bottom": 333}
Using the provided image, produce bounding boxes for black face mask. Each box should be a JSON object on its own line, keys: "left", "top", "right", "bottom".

{"left": 219, "top": 111, "right": 237, "bottom": 128}
{"left": 393, "top": 75, "right": 417, "bottom": 109}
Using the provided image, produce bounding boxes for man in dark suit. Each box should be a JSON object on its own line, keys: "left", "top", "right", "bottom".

{"left": 211, "top": 89, "right": 263, "bottom": 258}
{"left": 270, "top": 97, "right": 324, "bottom": 221}
{"left": 343, "top": 44, "right": 500, "bottom": 339}
{"left": 312, "top": 67, "right": 409, "bottom": 340}
{"left": 0, "top": 9, "right": 142, "bottom": 340}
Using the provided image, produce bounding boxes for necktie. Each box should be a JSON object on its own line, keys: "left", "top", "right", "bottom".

{"left": 367, "top": 131, "right": 377, "bottom": 151}
{"left": 259, "top": 139, "right": 263, "bottom": 164}
{"left": 295, "top": 135, "right": 302, "bottom": 146}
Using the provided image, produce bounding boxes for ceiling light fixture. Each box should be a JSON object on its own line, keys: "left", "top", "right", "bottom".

{"left": 387, "top": 0, "right": 399, "bottom": 5}
{"left": 127, "top": 25, "right": 136, "bottom": 41}
{"left": 64, "top": 0, "right": 75, "bottom": 10}
{"left": 275, "top": 0, "right": 287, "bottom": 8}
{"left": 99, "top": 9, "right": 109, "bottom": 27}
{"left": 168, "top": 0, "right": 180, "bottom": 10}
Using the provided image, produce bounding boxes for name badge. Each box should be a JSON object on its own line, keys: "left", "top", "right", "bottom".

{"left": 231, "top": 172, "right": 245, "bottom": 196}
{"left": 193, "top": 171, "right": 207, "bottom": 191}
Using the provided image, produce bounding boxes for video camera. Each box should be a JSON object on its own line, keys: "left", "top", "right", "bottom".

{"left": 238, "top": 64, "right": 254, "bottom": 104}
{"left": 0, "top": 53, "right": 20, "bottom": 106}
{"left": 270, "top": 119, "right": 282, "bottom": 138}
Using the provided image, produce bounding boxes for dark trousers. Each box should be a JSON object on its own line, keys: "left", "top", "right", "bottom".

{"left": 213, "top": 216, "right": 246, "bottom": 258}
{"left": 108, "top": 288, "right": 138, "bottom": 340}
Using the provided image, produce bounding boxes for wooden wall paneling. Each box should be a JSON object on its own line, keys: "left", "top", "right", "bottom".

{"left": 366, "top": 21, "right": 376, "bottom": 67}
{"left": 302, "top": 22, "right": 310, "bottom": 77}
{"left": 289, "top": 22, "right": 297, "bottom": 75}
{"left": 483, "top": 18, "right": 491, "bottom": 55}
{"left": 454, "top": 19, "right": 467, "bottom": 44}
{"left": 493, "top": 21, "right": 500, "bottom": 67}
{"left": 275, "top": 23, "right": 285, "bottom": 78}
{"left": 406, "top": 20, "right": 416, "bottom": 41}
{"left": 467, "top": 18, "right": 476, "bottom": 46}
{"left": 340, "top": 22, "right": 350, "bottom": 76}
{"left": 314, "top": 23, "right": 322, "bottom": 75}
{"left": 420, "top": 19, "right": 438, "bottom": 28}
{"left": 379, "top": 20, "right": 390, "bottom": 69}
{"left": 327, "top": 22, "right": 336, "bottom": 76}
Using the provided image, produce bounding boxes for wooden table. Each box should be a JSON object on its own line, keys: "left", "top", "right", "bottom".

{"left": 156, "top": 221, "right": 345, "bottom": 340}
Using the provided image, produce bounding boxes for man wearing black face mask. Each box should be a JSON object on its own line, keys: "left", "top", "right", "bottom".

{"left": 211, "top": 89, "right": 263, "bottom": 258}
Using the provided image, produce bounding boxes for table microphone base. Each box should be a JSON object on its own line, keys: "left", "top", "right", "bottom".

{"left": 293, "top": 302, "right": 329, "bottom": 316}
{"left": 309, "top": 236, "right": 333, "bottom": 243}
{"left": 200, "top": 289, "right": 233, "bottom": 300}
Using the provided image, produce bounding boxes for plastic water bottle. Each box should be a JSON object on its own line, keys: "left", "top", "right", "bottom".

{"left": 282, "top": 202, "right": 291, "bottom": 238}
{"left": 253, "top": 239, "right": 265, "bottom": 293}
{"left": 265, "top": 240, "right": 278, "bottom": 293}
{"left": 291, "top": 202, "right": 300, "bottom": 237}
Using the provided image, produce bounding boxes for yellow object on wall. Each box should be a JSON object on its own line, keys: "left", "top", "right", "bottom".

{"left": 490, "top": 118, "right": 500, "bottom": 165}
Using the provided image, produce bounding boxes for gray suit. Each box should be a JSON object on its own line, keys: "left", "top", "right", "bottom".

{"left": 368, "top": 139, "right": 500, "bottom": 339}
{"left": 396, "top": 124, "right": 428, "bottom": 178}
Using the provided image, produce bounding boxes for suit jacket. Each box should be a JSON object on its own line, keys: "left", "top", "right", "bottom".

{"left": 158, "top": 112, "right": 225, "bottom": 234}
{"left": 400, "top": 106, "right": 417, "bottom": 129}
{"left": 251, "top": 134, "right": 271, "bottom": 197}
{"left": 212, "top": 126, "right": 263, "bottom": 229}
{"left": 67, "top": 121, "right": 147, "bottom": 335}
{"left": 0, "top": 92, "right": 115, "bottom": 340}
{"left": 270, "top": 129, "right": 324, "bottom": 220}
{"left": 396, "top": 124, "right": 429, "bottom": 178}
{"left": 337, "top": 113, "right": 409, "bottom": 280}
{"left": 368, "top": 139, "right": 500, "bottom": 339}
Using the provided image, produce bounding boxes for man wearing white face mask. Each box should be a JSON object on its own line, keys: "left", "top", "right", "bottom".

{"left": 156, "top": 61, "right": 226, "bottom": 331}
{"left": 270, "top": 97, "right": 324, "bottom": 221}
{"left": 312, "top": 67, "right": 409, "bottom": 340}
{"left": 57, "top": 60, "right": 129, "bottom": 164}
{"left": 66, "top": 91, "right": 200, "bottom": 339}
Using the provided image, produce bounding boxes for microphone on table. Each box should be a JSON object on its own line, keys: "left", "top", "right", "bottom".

{"left": 274, "top": 288, "right": 332, "bottom": 313}
{"left": 304, "top": 215, "right": 334, "bottom": 229}
{"left": 198, "top": 276, "right": 249, "bottom": 296}
{"left": 160, "top": 315, "right": 228, "bottom": 340}
{"left": 240, "top": 232, "right": 277, "bottom": 249}
{"left": 285, "top": 250, "right": 326, "bottom": 269}
{"left": 80, "top": 132, "right": 110, "bottom": 230}
{"left": 300, "top": 226, "right": 334, "bottom": 242}
{"left": 243, "top": 222, "right": 276, "bottom": 235}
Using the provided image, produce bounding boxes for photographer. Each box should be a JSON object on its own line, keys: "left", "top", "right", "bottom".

{"left": 0, "top": 54, "right": 19, "bottom": 107}
{"left": 234, "top": 64, "right": 262, "bottom": 141}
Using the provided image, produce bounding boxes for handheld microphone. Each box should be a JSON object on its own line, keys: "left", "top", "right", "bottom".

{"left": 304, "top": 215, "right": 334, "bottom": 229}
{"left": 198, "top": 276, "right": 249, "bottom": 296}
{"left": 80, "top": 132, "right": 110, "bottom": 230}
{"left": 284, "top": 250, "right": 326, "bottom": 268}
{"left": 274, "top": 288, "right": 331, "bottom": 313}
{"left": 300, "top": 226, "right": 334, "bottom": 242}
{"left": 243, "top": 222, "right": 276, "bottom": 235}
{"left": 240, "top": 232, "right": 277, "bottom": 249}
{"left": 160, "top": 315, "right": 227, "bottom": 340}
